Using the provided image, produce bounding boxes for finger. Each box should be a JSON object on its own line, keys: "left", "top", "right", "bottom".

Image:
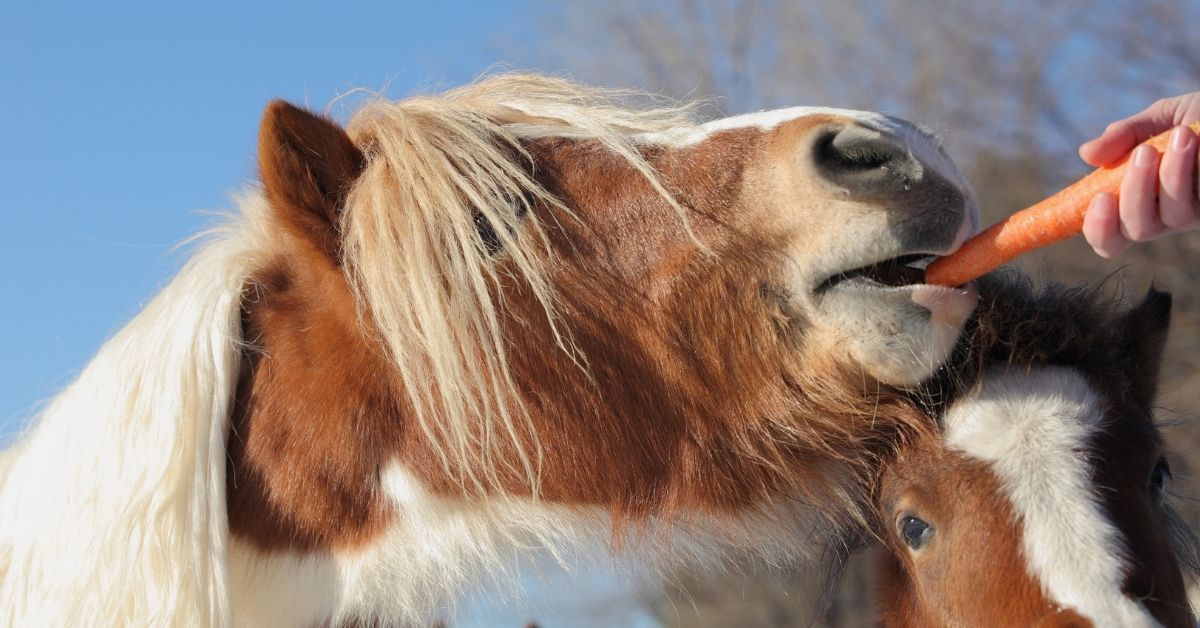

{"left": 1083, "top": 193, "right": 1129, "bottom": 258}
{"left": 1158, "top": 126, "right": 1200, "bottom": 230}
{"left": 1119, "top": 145, "right": 1166, "bottom": 242}
{"left": 1080, "top": 100, "right": 1181, "bottom": 167}
{"left": 1148, "top": 94, "right": 1200, "bottom": 128}
{"left": 1080, "top": 120, "right": 1140, "bottom": 166}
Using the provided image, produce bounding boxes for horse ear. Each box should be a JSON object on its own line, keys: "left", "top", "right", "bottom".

{"left": 258, "top": 100, "right": 365, "bottom": 255}
{"left": 1119, "top": 287, "right": 1172, "bottom": 409}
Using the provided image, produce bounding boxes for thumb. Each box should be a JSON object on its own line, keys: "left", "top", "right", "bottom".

{"left": 1080, "top": 120, "right": 1141, "bottom": 167}
{"left": 1081, "top": 102, "right": 1182, "bottom": 167}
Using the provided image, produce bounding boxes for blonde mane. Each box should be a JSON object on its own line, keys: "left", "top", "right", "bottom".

{"left": 339, "top": 74, "right": 703, "bottom": 491}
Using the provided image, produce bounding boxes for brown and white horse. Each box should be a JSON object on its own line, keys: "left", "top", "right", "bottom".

{"left": 0, "top": 75, "right": 979, "bottom": 626}
{"left": 875, "top": 280, "right": 1199, "bottom": 627}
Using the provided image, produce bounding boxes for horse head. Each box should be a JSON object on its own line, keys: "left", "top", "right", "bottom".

{"left": 1, "top": 75, "right": 979, "bottom": 626}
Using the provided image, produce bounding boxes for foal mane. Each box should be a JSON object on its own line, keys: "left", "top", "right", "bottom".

{"left": 337, "top": 74, "right": 704, "bottom": 492}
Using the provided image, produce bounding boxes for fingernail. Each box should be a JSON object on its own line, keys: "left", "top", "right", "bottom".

{"left": 1171, "top": 126, "right": 1194, "bottom": 151}
{"left": 1134, "top": 145, "right": 1158, "bottom": 167}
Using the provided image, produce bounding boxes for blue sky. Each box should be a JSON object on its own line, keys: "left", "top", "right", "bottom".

{"left": 0, "top": 1, "right": 548, "bottom": 429}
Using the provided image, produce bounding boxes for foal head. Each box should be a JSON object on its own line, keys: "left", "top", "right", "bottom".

{"left": 876, "top": 286, "right": 1197, "bottom": 627}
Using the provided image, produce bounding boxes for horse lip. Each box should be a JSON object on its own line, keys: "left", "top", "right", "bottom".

{"left": 813, "top": 207, "right": 978, "bottom": 295}
{"left": 911, "top": 282, "right": 979, "bottom": 325}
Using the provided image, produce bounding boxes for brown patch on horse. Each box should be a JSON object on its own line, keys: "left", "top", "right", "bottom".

{"left": 876, "top": 428, "right": 1063, "bottom": 627}
{"left": 1032, "top": 609, "right": 1094, "bottom": 627}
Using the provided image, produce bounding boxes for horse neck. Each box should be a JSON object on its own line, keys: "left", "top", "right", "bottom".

{"left": 226, "top": 459, "right": 854, "bottom": 626}
{"left": 225, "top": 465, "right": 612, "bottom": 625}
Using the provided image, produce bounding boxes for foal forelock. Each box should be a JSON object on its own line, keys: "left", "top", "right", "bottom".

{"left": 337, "top": 75, "right": 706, "bottom": 492}
{"left": 944, "top": 366, "right": 1160, "bottom": 627}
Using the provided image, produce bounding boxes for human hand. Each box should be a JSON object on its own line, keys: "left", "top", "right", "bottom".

{"left": 1078, "top": 94, "right": 1200, "bottom": 258}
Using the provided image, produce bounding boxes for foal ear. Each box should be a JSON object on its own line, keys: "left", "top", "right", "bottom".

{"left": 258, "top": 100, "right": 365, "bottom": 254}
{"left": 1119, "top": 287, "right": 1172, "bottom": 409}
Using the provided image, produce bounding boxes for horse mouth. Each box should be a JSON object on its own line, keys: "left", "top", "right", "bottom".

{"left": 817, "top": 254, "right": 937, "bottom": 292}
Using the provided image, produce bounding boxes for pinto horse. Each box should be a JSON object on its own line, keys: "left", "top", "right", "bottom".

{"left": 0, "top": 74, "right": 979, "bottom": 626}
{"left": 875, "top": 280, "right": 1199, "bottom": 627}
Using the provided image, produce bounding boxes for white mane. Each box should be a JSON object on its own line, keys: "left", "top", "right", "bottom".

{"left": 0, "top": 199, "right": 273, "bottom": 626}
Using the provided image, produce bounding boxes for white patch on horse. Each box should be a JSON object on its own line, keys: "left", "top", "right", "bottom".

{"left": 635, "top": 106, "right": 893, "bottom": 147}
{"left": 229, "top": 463, "right": 847, "bottom": 626}
{"left": 944, "top": 366, "right": 1159, "bottom": 628}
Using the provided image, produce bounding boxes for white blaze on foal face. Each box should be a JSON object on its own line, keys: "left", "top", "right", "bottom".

{"left": 879, "top": 362, "right": 1193, "bottom": 628}
{"left": 946, "top": 368, "right": 1161, "bottom": 627}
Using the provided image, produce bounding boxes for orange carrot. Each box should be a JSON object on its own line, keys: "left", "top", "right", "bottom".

{"left": 925, "top": 124, "right": 1194, "bottom": 287}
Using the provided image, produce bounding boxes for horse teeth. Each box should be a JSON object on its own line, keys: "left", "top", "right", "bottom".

{"left": 903, "top": 256, "right": 934, "bottom": 271}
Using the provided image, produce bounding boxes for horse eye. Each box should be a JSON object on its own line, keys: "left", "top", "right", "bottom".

{"left": 1150, "top": 458, "right": 1171, "bottom": 495}
{"left": 899, "top": 515, "right": 934, "bottom": 550}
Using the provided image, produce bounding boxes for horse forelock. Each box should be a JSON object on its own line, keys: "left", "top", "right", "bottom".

{"left": 333, "top": 74, "right": 710, "bottom": 494}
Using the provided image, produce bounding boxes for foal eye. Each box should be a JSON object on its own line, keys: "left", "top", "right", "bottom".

{"left": 1150, "top": 458, "right": 1171, "bottom": 496}
{"left": 899, "top": 515, "right": 934, "bottom": 550}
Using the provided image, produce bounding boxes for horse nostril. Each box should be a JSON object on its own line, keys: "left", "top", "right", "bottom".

{"left": 813, "top": 125, "right": 921, "bottom": 194}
